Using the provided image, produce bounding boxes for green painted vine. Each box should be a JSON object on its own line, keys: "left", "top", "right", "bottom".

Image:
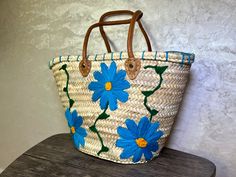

{"left": 141, "top": 65, "right": 168, "bottom": 122}
{"left": 89, "top": 103, "right": 110, "bottom": 156}
{"left": 59, "top": 64, "right": 74, "bottom": 110}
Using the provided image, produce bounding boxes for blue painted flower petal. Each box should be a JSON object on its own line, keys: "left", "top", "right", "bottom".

{"left": 132, "top": 148, "right": 143, "bottom": 163}
{"left": 65, "top": 108, "right": 73, "bottom": 127}
{"left": 112, "top": 90, "right": 129, "bottom": 103}
{"left": 147, "top": 131, "right": 164, "bottom": 143}
{"left": 108, "top": 92, "right": 118, "bottom": 111}
{"left": 76, "top": 127, "right": 87, "bottom": 137}
{"left": 125, "top": 119, "right": 138, "bottom": 137}
{"left": 144, "top": 122, "right": 160, "bottom": 139}
{"left": 89, "top": 62, "right": 130, "bottom": 111}
{"left": 113, "top": 80, "right": 130, "bottom": 91}
{"left": 147, "top": 142, "right": 159, "bottom": 152}
{"left": 114, "top": 70, "right": 126, "bottom": 81}
{"left": 76, "top": 133, "right": 85, "bottom": 147}
{"left": 117, "top": 126, "right": 136, "bottom": 139}
{"left": 100, "top": 92, "right": 108, "bottom": 110}
{"left": 101, "top": 63, "right": 109, "bottom": 81}
{"left": 73, "top": 134, "right": 80, "bottom": 148}
{"left": 71, "top": 109, "right": 77, "bottom": 118}
{"left": 143, "top": 148, "right": 153, "bottom": 160}
{"left": 73, "top": 115, "right": 83, "bottom": 129}
{"left": 71, "top": 110, "right": 78, "bottom": 124}
{"left": 88, "top": 82, "right": 103, "bottom": 91}
{"left": 108, "top": 61, "right": 117, "bottom": 80}
{"left": 120, "top": 144, "right": 138, "bottom": 159}
{"left": 116, "top": 116, "right": 163, "bottom": 162}
{"left": 138, "top": 117, "right": 151, "bottom": 137}
{"left": 94, "top": 71, "right": 105, "bottom": 83}
{"left": 92, "top": 89, "right": 103, "bottom": 102}
{"left": 116, "top": 139, "right": 135, "bottom": 147}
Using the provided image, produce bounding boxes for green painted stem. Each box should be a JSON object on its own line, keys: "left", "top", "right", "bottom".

{"left": 59, "top": 64, "right": 74, "bottom": 110}
{"left": 89, "top": 104, "right": 110, "bottom": 156}
{"left": 142, "top": 65, "right": 168, "bottom": 122}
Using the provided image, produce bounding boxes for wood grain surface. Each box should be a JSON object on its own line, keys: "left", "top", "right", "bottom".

{"left": 1, "top": 134, "right": 216, "bottom": 177}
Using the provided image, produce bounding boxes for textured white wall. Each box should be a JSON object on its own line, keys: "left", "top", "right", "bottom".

{"left": 0, "top": 0, "right": 235, "bottom": 177}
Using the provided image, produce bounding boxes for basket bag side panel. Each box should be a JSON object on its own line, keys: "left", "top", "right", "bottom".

{"left": 51, "top": 59, "right": 190, "bottom": 164}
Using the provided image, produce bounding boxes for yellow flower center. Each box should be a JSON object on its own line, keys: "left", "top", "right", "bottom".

{"left": 136, "top": 138, "right": 148, "bottom": 148}
{"left": 105, "top": 82, "right": 112, "bottom": 91}
{"left": 70, "top": 126, "right": 76, "bottom": 134}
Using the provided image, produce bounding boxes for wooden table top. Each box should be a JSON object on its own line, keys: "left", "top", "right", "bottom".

{"left": 1, "top": 133, "right": 216, "bottom": 177}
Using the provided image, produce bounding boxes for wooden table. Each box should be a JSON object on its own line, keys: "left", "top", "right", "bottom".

{"left": 1, "top": 134, "right": 216, "bottom": 177}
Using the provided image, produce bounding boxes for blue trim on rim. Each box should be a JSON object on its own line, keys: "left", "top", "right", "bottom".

{"left": 94, "top": 54, "right": 97, "bottom": 61}
{"left": 154, "top": 51, "right": 157, "bottom": 60}
{"left": 111, "top": 52, "right": 114, "bottom": 61}
{"left": 181, "top": 54, "right": 185, "bottom": 67}
{"left": 119, "top": 51, "right": 123, "bottom": 60}
{"left": 77, "top": 55, "right": 80, "bottom": 61}
{"left": 141, "top": 51, "right": 145, "bottom": 60}
{"left": 188, "top": 54, "right": 191, "bottom": 64}
{"left": 49, "top": 51, "right": 194, "bottom": 69}
{"left": 166, "top": 51, "right": 194, "bottom": 55}
{"left": 166, "top": 52, "right": 168, "bottom": 61}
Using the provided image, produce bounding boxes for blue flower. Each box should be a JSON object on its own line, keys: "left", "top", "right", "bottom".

{"left": 65, "top": 108, "right": 87, "bottom": 149}
{"left": 88, "top": 61, "right": 130, "bottom": 111}
{"left": 116, "top": 117, "right": 163, "bottom": 163}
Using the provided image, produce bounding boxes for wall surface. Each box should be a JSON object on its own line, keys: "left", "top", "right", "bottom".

{"left": 0, "top": 0, "right": 235, "bottom": 176}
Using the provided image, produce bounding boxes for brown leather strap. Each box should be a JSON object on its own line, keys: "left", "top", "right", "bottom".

{"left": 79, "top": 19, "right": 136, "bottom": 77}
{"left": 99, "top": 10, "right": 152, "bottom": 53}
{"left": 125, "top": 10, "right": 143, "bottom": 79}
{"left": 79, "top": 10, "right": 150, "bottom": 80}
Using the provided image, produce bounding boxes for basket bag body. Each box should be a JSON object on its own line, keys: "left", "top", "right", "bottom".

{"left": 49, "top": 10, "right": 194, "bottom": 164}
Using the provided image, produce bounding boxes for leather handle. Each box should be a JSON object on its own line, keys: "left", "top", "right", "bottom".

{"left": 99, "top": 10, "right": 152, "bottom": 53}
{"left": 79, "top": 10, "right": 150, "bottom": 80}
{"left": 125, "top": 10, "right": 143, "bottom": 79}
{"left": 79, "top": 19, "right": 135, "bottom": 77}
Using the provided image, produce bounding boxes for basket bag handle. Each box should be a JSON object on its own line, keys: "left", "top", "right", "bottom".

{"left": 79, "top": 10, "right": 151, "bottom": 80}
{"left": 99, "top": 10, "right": 152, "bottom": 53}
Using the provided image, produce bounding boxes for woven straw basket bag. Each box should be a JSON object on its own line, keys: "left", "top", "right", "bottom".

{"left": 49, "top": 10, "right": 194, "bottom": 164}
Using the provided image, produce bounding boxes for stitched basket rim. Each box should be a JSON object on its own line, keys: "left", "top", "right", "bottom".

{"left": 49, "top": 51, "right": 195, "bottom": 69}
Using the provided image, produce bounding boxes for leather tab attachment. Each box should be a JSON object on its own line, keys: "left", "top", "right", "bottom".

{"left": 125, "top": 58, "right": 141, "bottom": 80}
{"left": 79, "top": 60, "right": 91, "bottom": 77}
